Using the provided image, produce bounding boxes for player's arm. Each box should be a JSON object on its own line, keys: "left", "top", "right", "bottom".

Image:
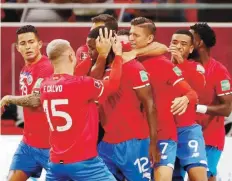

{"left": 0, "top": 92, "right": 41, "bottom": 108}
{"left": 0, "top": 78, "right": 44, "bottom": 109}
{"left": 196, "top": 69, "right": 232, "bottom": 117}
{"left": 202, "top": 95, "right": 232, "bottom": 117}
{"left": 82, "top": 55, "right": 123, "bottom": 102}
{"left": 135, "top": 42, "right": 168, "bottom": 57}
{"left": 135, "top": 86, "right": 157, "bottom": 144}
{"left": 170, "top": 66, "right": 198, "bottom": 115}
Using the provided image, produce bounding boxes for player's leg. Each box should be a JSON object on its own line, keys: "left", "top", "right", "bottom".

{"left": 113, "top": 138, "right": 151, "bottom": 181}
{"left": 98, "top": 141, "right": 125, "bottom": 181}
{"left": 154, "top": 140, "right": 177, "bottom": 181}
{"left": 205, "top": 145, "right": 222, "bottom": 181}
{"left": 8, "top": 142, "right": 44, "bottom": 181}
{"left": 68, "top": 156, "right": 117, "bottom": 181}
{"left": 177, "top": 124, "right": 208, "bottom": 181}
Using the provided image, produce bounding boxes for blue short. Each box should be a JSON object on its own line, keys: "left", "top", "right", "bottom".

{"left": 46, "top": 156, "right": 116, "bottom": 181}
{"left": 155, "top": 139, "right": 177, "bottom": 169}
{"left": 172, "top": 124, "right": 208, "bottom": 180}
{"left": 10, "top": 141, "right": 49, "bottom": 178}
{"left": 98, "top": 138, "right": 151, "bottom": 181}
{"left": 176, "top": 124, "right": 207, "bottom": 171}
{"left": 206, "top": 145, "right": 222, "bottom": 177}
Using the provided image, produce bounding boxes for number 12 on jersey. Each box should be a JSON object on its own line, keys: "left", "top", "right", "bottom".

{"left": 43, "top": 99, "right": 73, "bottom": 132}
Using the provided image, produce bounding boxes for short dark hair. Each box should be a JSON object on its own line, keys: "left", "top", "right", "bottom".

{"left": 174, "top": 29, "right": 194, "bottom": 44}
{"left": 91, "top": 14, "right": 118, "bottom": 31}
{"left": 88, "top": 26, "right": 115, "bottom": 39}
{"left": 190, "top": 23, "right": 216, "bottom": 48}
{"left": 16, "top": 25, "right": 40, "bottom": 41}
{"left": 117, "top": 29, "right": 130, "bottom": 36}
{"left": 131, "top": 17, "right": 156, "bottom": 35}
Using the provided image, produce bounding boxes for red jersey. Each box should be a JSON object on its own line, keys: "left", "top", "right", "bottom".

{"left": 100, "top": 60, "right": 150, "bottom": 143}
{"left": 76, "top": 44, "right": 89, "bottom": 64}
{"left": 19, "top": 56, "right": 53, "bottom": 148}
{"left": 140, "top": 55, "right": 184, "bottom": 141}
{"left": 39, "top": 74, "right": 105, "bottom": 163}
{"left": 196, "top": 58, "right": 232, "bottom": 150}
{"left": 174, "top": 61, "right": 205, "bottom": 127}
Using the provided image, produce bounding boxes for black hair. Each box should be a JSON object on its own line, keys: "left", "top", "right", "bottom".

{"left": 174, "top": 29, "right": 194, "bottom": 44}
{"left": 190, "top": 23, "right": 216, "bottom": 48}
{"left": 16, "top": 25, "right": 40, "bottom": 41}
{"left": 91, "top": 14, "right": 118, "bottom": 31}
{"left": 117, "top": 29, "right": 130, "bottom": 36}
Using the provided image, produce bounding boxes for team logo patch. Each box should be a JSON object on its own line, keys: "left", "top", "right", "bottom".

{"left": 33, "top": 78, "right": 44, "bottom": 89}
{"left": 81, "top": 52, "right": 88, "bottom": 60}
{"left": 196, "top": 64, "right": 205, "bottom": 74}
{"left": 139, "top": 70, "right": 148, "bottom": 82}
{"left": 94, "top": 80, "right": 102, "bottom": 89}
{"left": 173, "top": 66, "right": 182, "bottom": 76}
{"left": 27, "top": 75, "right": 33, "bottom": 85}
{"left": 221, "top": 80, "right": 230, "bottom": 91}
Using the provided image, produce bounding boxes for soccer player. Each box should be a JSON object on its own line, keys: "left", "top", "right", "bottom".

{"left": 1, "top": 37, "right": 123, "bottom": 181}
{"left": 76, "top": 14, "right": 118, "bottom": 66}
{"left": 129, "top": 17, "right": 199, "bottom": 181}
{"left": 2, "top": 25, "right": 53, "bottom": 181}
{"left": 189, "top": 23, "right": 232, "bottom": 181}
{"left": 87, "top": 26, "right": 158, "bottom": 181}
{"left": 169, "top": 29, "right": 208, "bottom": 181}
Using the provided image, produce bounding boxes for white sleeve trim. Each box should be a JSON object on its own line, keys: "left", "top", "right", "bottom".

{"left": 217, "top": 91, "right": 232, "bottom": 96}
{"left": 133, "top": 83, "right": 150, "bottom": 89}
{"left": 173, "top": 78, "right": 184, "bottom": 86}
{"left": 98, "top": 82, "right": 105, "bottom": 98}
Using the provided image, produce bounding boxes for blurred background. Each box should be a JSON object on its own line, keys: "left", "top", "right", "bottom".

{"left": 1, "top": 1, "right": 232, "bottom": 180}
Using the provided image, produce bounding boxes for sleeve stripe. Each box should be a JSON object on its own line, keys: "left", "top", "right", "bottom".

{"left": 133, "top": 83, "right": 150, "bottom": 89}
{"left": 173, "top": 78, "right": 184, "bottom": 86}
{"left": 98, "top": 82, "right": 105, "bottom": 98}
{"left": 217, "top": 91, "right": 232, "bottom": 96}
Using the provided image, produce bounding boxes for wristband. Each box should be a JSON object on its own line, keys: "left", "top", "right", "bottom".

{"left": 196, "top": 104, "right": 207, "bottom": 114}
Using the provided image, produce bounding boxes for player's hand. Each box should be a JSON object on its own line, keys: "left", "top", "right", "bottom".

{"left": 122, "top": 50, "right": 136, "bottom": 64}
{"left": 0, "top": 96, "right": 10, "bottom": 115}
{"left": 149, "top": 141, "right": 160, "bottom": 167}
{"left": 171, "top": 96, "right": 189, "bottom": 115}
{"left": 169, "top": 45, "right": 184, "bottom": 64}
{"left": 96, "top": 27, "right": 113, "bottom": 57}
{"left": 111, "top": 35, "right": 122, "bottom": 56}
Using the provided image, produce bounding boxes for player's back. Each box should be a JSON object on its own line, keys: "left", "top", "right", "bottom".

{"left": 197, "top": 58, "right": 231, "bottom": 150}
{"left": 40, "top": 74, "right": 100, "bottom": 163}
{"left": 140, "top": 55, "right": 182, "bottom": 141}
{"left": 100, "top": 60, "right": 149, "bottom": 143}
{"left": 20, "top": 56, "right": 53, "bottom": 148}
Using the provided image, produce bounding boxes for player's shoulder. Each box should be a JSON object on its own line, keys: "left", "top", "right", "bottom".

{"left": 76, "top": 44, "right": 89, "bottom": 54}
{"left": 212, "top": 58, "right": 228, "bottom": 72}
{"left": 187, "top": 61, "right": 205, "bottom": 74}
{"left": 123, "top": 59, "right": 146, "bottom": 71}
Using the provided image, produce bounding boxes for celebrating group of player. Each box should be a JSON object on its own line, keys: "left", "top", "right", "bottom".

{"left": 1, "top": 14, "right": 232, "bottom": 181}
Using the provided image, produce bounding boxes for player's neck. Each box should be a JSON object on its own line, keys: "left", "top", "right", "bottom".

{"left": 199, "top": 50, "right": 210, "bottom": 65}
{"left": 53, "top": 65, "right": 74, "bottom": 76}
{"left": 25, "top": 53, "right": 42, "bottom": 66}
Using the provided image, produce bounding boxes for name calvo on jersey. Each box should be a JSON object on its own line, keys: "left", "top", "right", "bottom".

{"left": 43, "top": 85, "right": 63, "bottom": 93}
